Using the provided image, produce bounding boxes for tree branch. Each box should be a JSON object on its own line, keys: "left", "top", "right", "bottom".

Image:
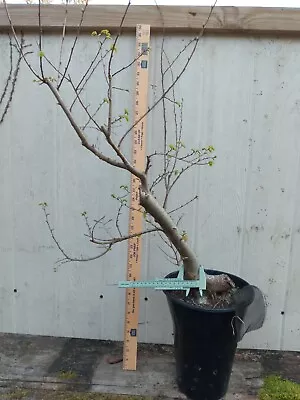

{"left": 107, "top": 1, "right": 131, "bottom": 136}
{"left": 69, "top": 44, "right": 110, "bottom": 112}
{"left": 90, "top": 227, "right": 162, "bottom": 245}
{"left": 57, "top": 0, "right": 88, "bottom": 90}
{"left": 66, "top": 77, "right": 146, "bottom": 182}
{"left": 4, "top": 0, "right": 235, "bottom": 295}
{"left": 3, "top": 0, "right": 41, "bottom": 80}
{"left": 112, "top": 45, "right": 149, "bottom": 78}
{"left": 139, "top": 188, "right": 198, "bottom": 280}
{"left": 40, "top": 203, "right": 113, "bottom": 263}
{"left": 0, "top": 34, "right": 13, "bottom": 107}
{"left": 169, "top": 195, "right": 198, "bottom": 214}
{"left": 45, "top": 79, "right": 128, "bottom": 171}
{"left": 0, "top": 34, "right": 25, "bottom": 124}
{"left": 99, "top": 125, "right": 145, "bottom": 181}
{"left": 57, "top": 0, "right": 68, "bottom": 86}
{"left": 117, "top": 0, "right": 217, "bottom": 149}
{"left": 38, "top": 0, "right": 45, "bottom": 79}
{"left": 157, "top": 230, "right": 180, "bottom": 266}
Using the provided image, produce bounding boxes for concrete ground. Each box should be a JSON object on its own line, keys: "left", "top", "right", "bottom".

{"left": 0, "top": 334, "right": 299, "bottom": 400}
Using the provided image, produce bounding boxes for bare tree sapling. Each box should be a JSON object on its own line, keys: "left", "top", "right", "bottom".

{"left": 3, "top": 0, "right": 237, "bottom": 305}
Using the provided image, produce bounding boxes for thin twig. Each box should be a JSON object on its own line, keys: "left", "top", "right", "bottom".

{"left": 38, "top": 0, "right": 45, "bottom": 79}
{"left": 45, "top": 79, "right": 130, "bottom": 171}
{"left": 0, "top": 35, "right": 24, "bottom": 124}
{"left": 57, "top": 0, "right": 88, "bottom": 90}
{"left": 99, "top": 125, "right": 145, "bottom": 180}
{"left": 3, "top": 0, "right": 41, "bottom": 80}
{"left": 43, "top": 54, "right": 70, "bottom": 81}
{"left": 118, "top": 0, "right": 218, "bottom": 149}
{"left": 41, "top": 204, "right": 112, "bottom": 263}
{"left": 68, "top": 77, "right": 103, "bottom": 130}
{"left": 69, "top": 45, "right": 110, "bottom": 112}
{"left": 82, "top": 98, "right": 108, "bottom": 130}
{"left": 155, "top": 2, "right": 170, "bottom": 206}
{"left": 112, "top": 46, "right": 149, "bottom": 78}
{"left": 157, "top": 231, "right": 180, "bottom": 266}
{"left": 91, "top": 216, "right": 112, "bottom": 242}
{"left": 169, "top": 195, "right": 198, "bottom": 214}
{"left": 176, "top": 214, "right": 184, "bottom": 227}
{"left": 160, "top": 37, "right": 169, "bottom": 202}
{"left": 115, "top": 204, "right": 123, "bottom": 237}
{"left": 149, "top": 171, "right": 169, "bottom": 192}
{"left": 158, "top": 244, "right": 179, "bottom": 265}
{"left": 82, "top": 212, "right": 93, "bottom": 237}
{"left": 90, "top": 227, "right": 161, "bottom": 245}
{"left": 107, "top": 0, "right": 131, "bottom": 135}
{"left": 0, "top": 34, "right": 13, "bottom": 107}
{"left": 57, "top": 0, "right": 69, "bottom": 86}
{"left": 162, "top": 51, "right": 182, "bottom": 208}
{"left": 67, "top": 77, "right": 144, "bottom": 179}
{"left": 112, "top": 86, "right": 129, "bottom": 93}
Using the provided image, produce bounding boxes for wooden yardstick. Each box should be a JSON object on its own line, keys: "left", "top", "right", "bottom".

{"left": 123, "top": 24, "right": 150, "bottom": 371}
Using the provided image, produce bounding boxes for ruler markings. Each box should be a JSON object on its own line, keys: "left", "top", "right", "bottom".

{"left": 123, "top": 24, "right": 150, "bottom": 371}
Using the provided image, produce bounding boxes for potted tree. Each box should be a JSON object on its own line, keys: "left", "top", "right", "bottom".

{"left": 2, "top": 1, "right": 266, "bottom": 399}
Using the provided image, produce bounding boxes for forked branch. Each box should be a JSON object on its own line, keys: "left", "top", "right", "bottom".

{"left": 40, "top": 203, "right": 161, "bottom": 264}
{"left": 3, "top": 0, "right": 236, "bottom": 295}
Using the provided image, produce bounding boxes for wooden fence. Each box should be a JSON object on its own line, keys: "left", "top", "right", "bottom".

{"left": 0, "top": 5, "right": 300, "bottom": 351}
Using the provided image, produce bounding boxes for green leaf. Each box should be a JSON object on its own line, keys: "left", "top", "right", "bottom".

{"left": 91, "top": 31, "right": 98, "bottom": 36}
{"left": 100, "top": 29, "right": 111, "bottom": 39}
{"left": 181, "top": 231, "right": 188, "bottom": 242}
{"left": 46, "top": 76, "right": 57, "bottom": 83}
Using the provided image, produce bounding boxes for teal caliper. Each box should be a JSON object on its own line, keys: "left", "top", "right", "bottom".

{"left": 119, "top": 266, "right": 206, "bottom": 296}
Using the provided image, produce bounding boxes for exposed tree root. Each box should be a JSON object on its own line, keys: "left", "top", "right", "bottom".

{"left": 206, "top": 273, "right": 235, "bottom": 294}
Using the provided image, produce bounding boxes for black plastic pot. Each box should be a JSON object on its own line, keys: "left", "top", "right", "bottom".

{"left": 164, "top": 269, "right": 249, "bottom": 400}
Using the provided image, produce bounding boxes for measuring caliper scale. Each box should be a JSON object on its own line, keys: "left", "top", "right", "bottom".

{"left": 119, "top": 266, "right": 207, "bottom": 297}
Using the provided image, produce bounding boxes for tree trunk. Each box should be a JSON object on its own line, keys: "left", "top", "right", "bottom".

{"left": 139, "top": 186, "right": 234, "bottom": 294}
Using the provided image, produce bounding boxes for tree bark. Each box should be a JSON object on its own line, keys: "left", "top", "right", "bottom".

{"left": 139, "top": 186, "right": 234, "bottom": 294}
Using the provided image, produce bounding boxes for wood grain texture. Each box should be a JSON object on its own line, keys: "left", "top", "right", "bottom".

{"left": 1, "top": 5, "right": 300, "bottom": 34}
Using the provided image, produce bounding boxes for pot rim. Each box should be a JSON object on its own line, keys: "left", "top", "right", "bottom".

{"left": 163, "top": 269, "right": 249, "bottom": 313}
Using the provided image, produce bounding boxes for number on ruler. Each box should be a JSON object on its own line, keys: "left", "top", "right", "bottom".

{"left": 123, "top": 24, "right": 150, "bottom": 371}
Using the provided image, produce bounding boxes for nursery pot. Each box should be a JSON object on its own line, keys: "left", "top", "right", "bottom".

{"left": 164, "top": 269, "right": 249, "bottom": 400}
